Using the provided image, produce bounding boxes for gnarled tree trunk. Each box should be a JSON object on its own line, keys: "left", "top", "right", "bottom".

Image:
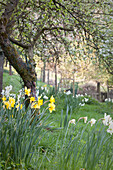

{"left": 0, "top": 18, "right": 37, "bottom": 97}
{"left": 0, "top": 49, "right": 4, "bottom": 99}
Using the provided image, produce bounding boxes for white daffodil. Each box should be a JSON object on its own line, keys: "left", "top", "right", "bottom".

{"left": 1, "top": 89, "right": 5, "bottom": 96}
{"left": 41, "top": 87, "right": 44, "bottom": 90}
{"left": 5, "top": 85, "right": 13, "bottom": 97}
{"left": 76, "top": 94, "right": 81, "bottom": 98}
{"left": 36, "top": 90, "right": 39, "bottom": 98}
{"left": 79, "top": 103, "right": 85, "bottom": 106}
{"left": 10, "top": 93, "right": 16, "bottom": 99}
{"left": 84, "top": 117, "right": 88, "bottom": 123}
{"left": 84, "top": 98, "right": 89, "bottom": 102}
{"left": 109, "top": 120, "right": 113, "bottom": 126}
{"left": 69, "top": 119, "right": 76, "bottom": 125}
{"left": 5, "top": 85, "right": 12, "bottom": 92}
{"left": 105, "top": 98, "right": 108, "bottom": 102}
{"left": 107, "top": 121, "right": 113, "bottom": 135}
{"left": 102, "top": 113, "right": 112, "bottom": 126}
{"left": 43, "top": 95, "right": 48, "bottom": 99}
{"left": 78, "top": 117, "right": 87, "bottom": 123}
{"left": 89, "top": 118, "right": 96, "bottom": 126}
{"left": 65, "top": 90, "right": 72, "bottom": 95}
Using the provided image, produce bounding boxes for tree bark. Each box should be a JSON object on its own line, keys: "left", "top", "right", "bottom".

{"left": 0, "top": 49, "right": 4, "bottom": 99}
{"left": 0, "top": 18, "right": 37, "bottom": 97}
{"left": 55, "top": 62, "right": 57, "bottom": 93}
{"left": 47, "top": 69, "right": 49, "bottom": 85}
{"left": 43, "top": 60, "right": 46, "bottom": 83}
{"left": 9, "top": 63, "right": 12, "bottom": 75}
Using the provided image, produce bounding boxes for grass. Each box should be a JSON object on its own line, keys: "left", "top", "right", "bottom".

{"left": 3, "top": 71, "right": 22, "bottom": 93}
{"left": 1, "top": 71, "right": 113, "bottom": 169}
{"left": 3, "top": 70, "right": 49, "bottom": 93}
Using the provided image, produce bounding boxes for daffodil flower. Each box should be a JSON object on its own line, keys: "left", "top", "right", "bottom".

{"left": 69, "top": 119, "right": 76, "bottom": 125}
{"left": 89, "top": 118, "right": 96, "bottom": 126}
{"left": 102, "top": 113, "right": 112, "bottom": 126}
{"left": 31, "top": 97, "right": 43, "bottom": 109}
{"left": 31, "top": 102, "right": 40, "bottom": 109}
{"left": 50, "top": 95, "right": 55, "bottom": 103}
{"left": 2, "top": 96, "right": 6, "bottom": 102}
{"left": 16, "top": 104, "right": 23, "bottom": 111}
{"left": 30, "top": 96, "right": 36, "bottom": 103}
{"left": 25, "top": 87, "right": 31, "bottom": 96}
{"left": 78, "top": 117, "right": 87, "bottom": 123}
{"left": 107, "top": 121, "right": 113, "bottom": 135}
{"left": 84, "top": 117, "right": 88, "bottom": 123}
{"left": 9, "top": 97, "right": 15, "bottom": 108}
{"left": 65, "top": 90, "right": 72, "bottom": 95}
{"left": 48, "top": 102, "right": 55, "bottom": 113}
{"left": 4, "top": 101, "right": 11, "bottom": 109}
{"left": 43, "top": 95, "right": 48, "bottom": 99}
{"left": 38, "top": 96, "right": 43, "bottom": 106}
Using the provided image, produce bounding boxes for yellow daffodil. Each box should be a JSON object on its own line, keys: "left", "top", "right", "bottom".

{"left": 2, "top": 96, "right": 6, "bottom": 102}
{"left": 50, "top": 85, "right": 53, "bottom": 87}
{"left": 4, "top": 101, "right": 11, "bottom": 109}
{"left": 31, "top": 97, "right": 43, "bottom": 109}
{"left": 50, "top": 95, "right": 55, "bottom": 103}
{"left": 48, "top": 102, "right": 55, "bottom": 113}
{"left": 38, "top": 96, "right": 43, "bottom": 106}
{"left": 31, "top": 102, "right": 40, "bottom": 109}
{"left": 25, "top": 86, "right": 31, "bottom": 96}
{"left": 43, "top": 84, "right": 47, "bottom": 87}
{"left": 9, "top": 97, "right": 15, "bottom": 108}
{"left": 16, "top": 104, "right": 23, "bottom": 111}
{"left": 30, "top": 96, "right": 35, "bottom": 103}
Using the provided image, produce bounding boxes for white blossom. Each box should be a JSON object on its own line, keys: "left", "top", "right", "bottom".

{"left": 105, "top": 98, "right": 108, "bottom": 102}
{"left": 107, "top": 121, "right": 113, "bottom": 135}
{"left": 102, "top": 113, "right": 112, "bottom": 126}
{"left": 89, "top": 118, "right": 96, "bottom": 126}
{"left": 79, "top": 103, "right": 85, "bottom": 106}
{"left": 10, "top": 93, "right": 16, "bottom": 99}
{"left": 43, "top": 95, "right": 48, "bottom": 99}
{"left": 78, "top": 117, "right": 87, "bottom": 123}
{"left": 84, "top": 117, "right": 88, "bottom": 123}
{"left": 69, "top": 119, "right": 76, "bottom": 125}
{"left": 84, "top": 98, "right": 89, "bottom": 102}
{"left": 41, "top": 87, "right": 44, "bottom": 90}
{"left": 65, "top": 90, "right": 71, "bottom": 95}
{"left": 1, "top": 89, "right": 5, "bottom": 96}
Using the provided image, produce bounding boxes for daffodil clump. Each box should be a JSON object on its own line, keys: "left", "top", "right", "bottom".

{"left": 1, "top": 85, "right": 23, "bottom": 111}
{"left": 25, "top": 86, "right": 55, "bottom": 113}
{"left": 69, "top": 113, "right": 113, "bottom": 135}
{"left": 2, "top": 95, "right": 23, "bottom": 111}
{"left": 30, "top": 96, "right": 43, "bottom": 109}
{"left": 1, "top": 85, "right": 55, "bottom": 113}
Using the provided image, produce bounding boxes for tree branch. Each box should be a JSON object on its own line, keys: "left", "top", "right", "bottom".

{"left": 53, "top": 0, "right": 93, "bottom": 35}
{"left": 32, "top": 26, "right": 74, "bottom": 46}
{"left": 9, "top": 37, "right": 31, "bottom": 49}
{"left": 0, "top": 2, "right": 7, "bottom": 6}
